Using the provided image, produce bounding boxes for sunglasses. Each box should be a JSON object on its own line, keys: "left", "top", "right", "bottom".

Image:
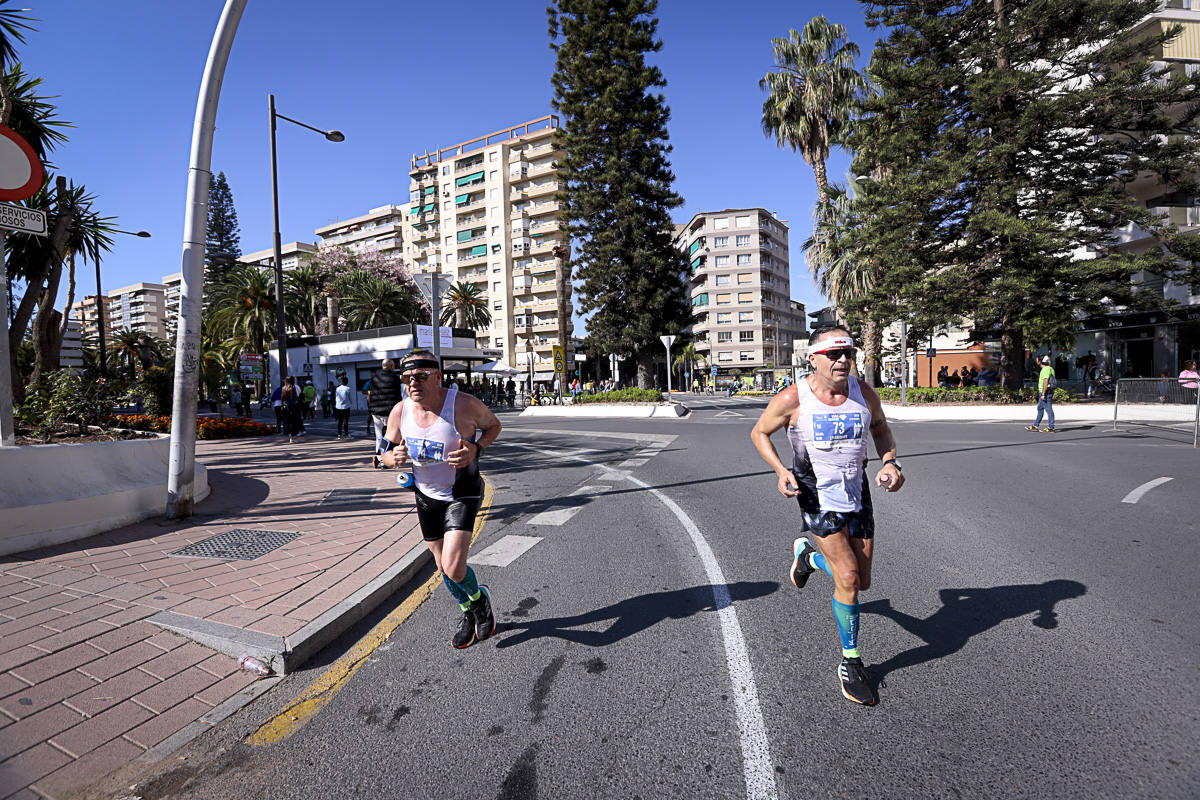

{"left": 400, "top": 370, "right": 435, "bottom": 385}
{"left": 817, "top": 349, "right": 857, "bottom": 361}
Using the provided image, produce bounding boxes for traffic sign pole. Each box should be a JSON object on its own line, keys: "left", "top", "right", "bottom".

{"left": 0, "top": 239, "right": 15, "bottom": 446}
{"left": 660, "top": 334, "right": 676, "bottom": 401}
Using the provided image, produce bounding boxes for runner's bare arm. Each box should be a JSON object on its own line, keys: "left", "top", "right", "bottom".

{"left": 379, "top": 402, "right": 408, "bottom": 468}
{"left": 860, "top": 383, "right": 904, "bottom": 492}
{"left": 751, "top": 388, "right": 800, "bottom": 498}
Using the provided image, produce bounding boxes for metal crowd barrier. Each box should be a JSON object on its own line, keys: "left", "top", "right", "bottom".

{"left": 1112, "top": 377, "right": 1200, "bottom": 448}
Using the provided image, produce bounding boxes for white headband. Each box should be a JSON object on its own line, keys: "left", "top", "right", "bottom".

{"left": 810, "top": 335, "right": 856, "bottom": 354}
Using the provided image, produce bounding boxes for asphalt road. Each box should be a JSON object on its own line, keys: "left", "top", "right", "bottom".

{"left": 90, "top": 395, "right": 1199, "bottom": 800}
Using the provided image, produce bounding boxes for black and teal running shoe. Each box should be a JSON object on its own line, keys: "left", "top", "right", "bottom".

{"left": 452, "top": 610, "right": 476, "bottom": 649}
{"left": 838, "top": 657, "right": 877, "bottom": 706}
{"left": 471, "top": 585, "right": 496, "bottom": 642}
{"left": 791, "top": 537, "right": 818, "bottom": 589}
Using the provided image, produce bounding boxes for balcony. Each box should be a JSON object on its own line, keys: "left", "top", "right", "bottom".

{"left": 526, "top": 200, "right": 560, "bottom": 217}
{"left": 532, "top": 321, "right": 559, "bottom": 333}
{"left": 457, "top": 212, "right": 486, "bottom": 227}
{"left": 454, "top": 195, "right": 485, "bottom": 213}
{"left": 529, "top": 219, "right": 560, "bottom": 234}
{"left": 527, "top": 161, "right": 557, "bottom": 178}
{"left": 454, "top": 156, "right": 484, "bottom": 173}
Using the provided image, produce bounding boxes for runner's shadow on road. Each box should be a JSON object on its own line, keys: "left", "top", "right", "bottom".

{"left": 861, "top": 579, "right": 1087, "bottom": 681}
{"left": 495, "top": 581, "right": 778, "bottom": 649}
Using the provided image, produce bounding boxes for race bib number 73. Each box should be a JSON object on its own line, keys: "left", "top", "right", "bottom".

{"left": 812, "top": 412, "right": 864, "bottom": 447}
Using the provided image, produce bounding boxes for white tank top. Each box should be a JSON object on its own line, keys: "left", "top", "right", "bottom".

{"left": 399, "top": 385, "right": 463, "bottom": 501}
{"left": 786, "top": 376, "right": 871, "bottom": 512}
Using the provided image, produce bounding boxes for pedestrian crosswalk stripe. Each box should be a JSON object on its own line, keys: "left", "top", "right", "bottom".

{"left": 526, "top": 485, "right": 602, "bottom": 526}
{"left": 469, "top": 535, "right": 543, "bottom": 566}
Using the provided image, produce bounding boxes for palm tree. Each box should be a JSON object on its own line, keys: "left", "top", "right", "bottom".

{"left": 438, "top": 281, "right": 491, "bottom": 330}
{"left": 759, "top": 17, "right": 866, "bottom": 209}
{"left": 336, "top": 272, "right": 416, "bottom": 331}
{"left": 206, "top": 265, "right": 276, "bottom": 358}
{"left": 672, "top": 342, "right": 698, "bottom": 390}
{"left": 283, "top": 263, "right": 325, "bottom": 335}
{"left": 107, "top": 329, "right": 145, "bottom": 382}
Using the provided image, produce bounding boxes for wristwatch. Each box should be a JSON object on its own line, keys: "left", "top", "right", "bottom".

{"left": 882, "top": 458, "right": 902, "bottom": 471}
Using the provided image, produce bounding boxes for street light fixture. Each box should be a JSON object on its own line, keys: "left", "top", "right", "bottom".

{"left": 93, "top": 228, "right": 152, "bottom": 379}
{"left": 268, "top": 94, "right": 342, "bottom": 385}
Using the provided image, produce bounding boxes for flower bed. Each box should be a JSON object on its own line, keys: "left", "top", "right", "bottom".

{"left": 108, "top": 414, "right": 275, "bottom": 439}
{"left": 876, "top": 386, "right": 1074, "bottom": 404}
{"left": 573, "top": 388, "right": 664, "bottom": 404}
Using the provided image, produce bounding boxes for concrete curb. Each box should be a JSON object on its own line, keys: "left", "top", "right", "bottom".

{"left": 147, "top": 542, "right": 432, "bottom": 674}
{"left": 521, "top": 402, "right": 690, "bottom": 418}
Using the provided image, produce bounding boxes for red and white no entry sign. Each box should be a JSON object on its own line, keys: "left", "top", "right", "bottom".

{"left": 0, "top": 124, "right": 44, "bottom": 202}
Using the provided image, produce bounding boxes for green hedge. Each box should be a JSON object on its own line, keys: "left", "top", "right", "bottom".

{"left": 876, "top": 386, "right": 1075, "bottom": 404}
{"left": 573, "top": 388, "right": 664, "bottom": 404}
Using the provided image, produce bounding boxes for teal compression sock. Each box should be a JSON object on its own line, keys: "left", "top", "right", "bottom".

{"left": 809, "top": 551, "right": 833, "bottom": 578}
{"left": 442, "top": 574, "right": 470, "bottom": 608}
{"left": 458, "top": 566, "right": 481, "bottom": 602}
{"left": 832, "top": 597, "right": 861, "bottom": 659}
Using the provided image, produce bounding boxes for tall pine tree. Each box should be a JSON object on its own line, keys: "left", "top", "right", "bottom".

{"left": 549, "top": 0, "right": 692, "bottom": 387}
{"left": 205, "top": 171, "right": 241, "bottom": 285}
{"left": 847, "top": 0, "right": 1200, "bottom": 388}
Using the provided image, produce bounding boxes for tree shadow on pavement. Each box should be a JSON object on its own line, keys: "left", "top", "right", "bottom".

{"left": 495, "top": 580, "right": 778, "bottom": 649}
{"left": 861, "top": 579, "right": 1087, "bottom": 681}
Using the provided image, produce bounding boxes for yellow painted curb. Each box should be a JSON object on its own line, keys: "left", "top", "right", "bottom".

{"left": 246, "top": 476, "right": 495, "bottom": 746}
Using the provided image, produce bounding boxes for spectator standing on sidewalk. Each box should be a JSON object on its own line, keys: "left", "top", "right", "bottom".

{"left": 302, "top": 380, "right": 317, "bottom": 420}
{"left": 281, "top": 376, "right": 303, "bottom": 443}
{"left": 270, "top": 384, "right": 284, "bottom": 433}
{"left": 334, "top": 376, "right": 352, "bottom": 439}
{"left": 368, "top": 358, "right": 405, "bottom": 469}
{"left": 1026, "top": 355, "right": 1057, "bottom": 433}
{"left": 1179, "top": 359, "right": 1199, "bottom": 397}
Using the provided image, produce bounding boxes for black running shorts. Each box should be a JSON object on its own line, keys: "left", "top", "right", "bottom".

{"left": 793, "top": 470, "right": 875, "bottom": 540}
{"left": 413, "top": 486, "right": 482, "bottom": 541}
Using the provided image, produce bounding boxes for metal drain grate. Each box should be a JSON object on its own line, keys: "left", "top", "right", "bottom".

{"left": 170, "top": 529, "right": 301, "bottom": 561}
{"left": 320, "top": 488, "right": 379, "bottom": 506}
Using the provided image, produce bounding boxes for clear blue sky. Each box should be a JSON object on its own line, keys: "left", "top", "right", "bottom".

{"left": 24, "top": 0, "right": 877, "bottom": 325}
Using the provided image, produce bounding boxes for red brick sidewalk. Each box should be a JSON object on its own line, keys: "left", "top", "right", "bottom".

{"left": 0, "top": 431, "right": 424, "bottom": 799}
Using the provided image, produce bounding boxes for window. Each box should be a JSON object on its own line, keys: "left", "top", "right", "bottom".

{"left": 493, "top": 282, "right": 501, "bottom": 292}
{"left": 442, "top": 166, "right": 449, "bottom": 175}
{"left": 718, "top": 351, "right": 733, "bottom": 362}
{"left": 739, "top": 312, "right": 754, "bottom": 323}
{"left": 738, "top": 292, "right": 753, "bottom": 304}
{"left": 739, "top": 330, "right": 755, "bottom": 342}
{"left": 715, "top": 274, "right": 731, "bottom": 286}
{"left": 716, "top": 312, "right": 732, "bottom": 324}
{"left": 717, "top": 331, "right": 732, "bottom": 343}
{"left": 735, "top": 235, "right": 751, "bottom": 247}
{"left": 490, "top": 170, "right": 498, "bottom": 181}
{"left": 714, "top": 217, "right": 730, "bottom": 230}
{"left": 716, "top": 293, "right": 732, "bottom": 305}
{"left": 492, "top": 226, "right": 500, "bottom": 235}
{"left": 713, "top": 236, "right": 728, "bottom": 248}
{"left": 735, "top": 215, "right": 751, "bottom": 228}
{"left": 490, "top": 188, "right": 499, "bottom": 200}
{"left": 445, "top": 236, "right": 453, "bottom": 246}
{"left": 494, "top": 301, "right": 502, "bottom": 310}
{"left": 493, "top": 266, "right": 501, "bottom": 273}
{"left": 737, "top": 273, "right": 753, "bottom": 284}
{"left": 714, "top": 255, "right": 730, "bottom": 267}
{"left": 737, "top": 254, "right": 752, "bottom": 265}
{"left": 739, "top": 351, "right": 754, "bottom": 361}
{"left": 494, "top": 337, "right": 503, "bottom": 347}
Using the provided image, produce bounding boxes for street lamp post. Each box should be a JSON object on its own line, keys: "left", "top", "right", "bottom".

{"left": 94, "top": 229, "right": 151, "bottom": 379}
{"left": 268, "top": 94, "right": 343, "bottom": 386}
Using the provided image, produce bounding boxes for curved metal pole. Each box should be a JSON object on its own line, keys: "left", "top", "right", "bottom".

{"left": 166, "top": 0, "right": 247, "bottom": 518}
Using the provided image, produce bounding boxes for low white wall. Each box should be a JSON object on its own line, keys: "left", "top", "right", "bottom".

{"left": 883, "top": 402, "right": 1196, "bottom": 423}
{"left": 0, "top": 435, "right": 209, "bottom": 556}
{"left": 520, "top": 403, "right": 689, "bottom": 418}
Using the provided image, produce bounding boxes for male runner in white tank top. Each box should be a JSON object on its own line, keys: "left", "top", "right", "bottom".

{"left": 750, "top": 325, "right": 905, "bottom": 705}
{"left": 379, "top": 350, "right": 503, "bottom": 648}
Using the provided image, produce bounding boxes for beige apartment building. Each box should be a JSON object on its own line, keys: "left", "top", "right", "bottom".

{"left": 69, "top": 294, "right": 109, "bottom": 343}
{"left": 315, "top": 204, "right": 406, "bottom": 260}
{"left": 676, "top": 208, "right": 806, "bottom": 385}
{"left": 403, "top": 115, "right": 571, "bottom": 378}
{"left": 72, "top": 282, "right": 169, "bottom": 342}
{"left": 242, "top": 241, "right": 319, "bottom": 272}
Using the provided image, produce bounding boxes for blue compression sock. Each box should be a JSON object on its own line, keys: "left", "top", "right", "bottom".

{"left": 442, "top": 574, "right": 471, "bottom": 609}
{"left": 832, "top": 597, "right": 861, "bottom": 659}
{"left": 809, "top": 551, "right": 833, "bottom": 578}
{"left": 458, "top": 566, "right": 481, "bottom": 602}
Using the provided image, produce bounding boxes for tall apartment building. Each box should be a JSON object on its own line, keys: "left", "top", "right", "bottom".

{"left": 315, "top": 204, "right": 406, "bottom": 260}
{"left": 242, "top": 241, "right": 319, "bottom": 272}
{"left": 676, "top": 208, "right": 806, "bottom": 382}
{"left": 104, "top": 282, "right": 169, "bottom": 340}
{"left": 69, "top": 295, "right": 109, "bottom": 343}
{"left": 403, "top": 115, "right": 571, "bottom": 378}
{"left": 162, "top": 272, "right": 182, "bottom": 333}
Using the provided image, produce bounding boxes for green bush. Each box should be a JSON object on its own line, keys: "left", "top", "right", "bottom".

{"left": 573, "top": 388, "right": 664, "bottom": 404}
{"left": 17, "top": 370, "right": 114, "bottom": 440}
{"left": 876, "top": 386, "right": 1074, "bottom": 404}
{"left": 135, "top": 366, "right": 174, "bottom": 416}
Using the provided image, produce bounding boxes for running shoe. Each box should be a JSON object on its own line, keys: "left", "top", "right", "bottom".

{"left": 372, "top": 455, "right": 382, "bottom": 470}
{"left": 1024, "top": 425, "right": 1039, "bottom": 431}
{"left": 838, "top": 657, "right": 878, "bottom": 706}
{"left": 452, "top": 611, "right": 476, "bottom": 649}
{"left": 1040, "top": 427, "right": 1056, "bottom": 433}
{"left": 790, "top": 537, "right": 818, "bottom": 589}
{"left": 471, "top": 585, "right": 496, "bottom": 642}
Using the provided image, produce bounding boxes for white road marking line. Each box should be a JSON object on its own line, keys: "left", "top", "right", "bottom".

{"left": 618, "top": 458, "right": 649, "bottom": 468}
{"left": 510, "top": 429, "right": 675, "bottom": 446}
{"left": 505, "top": 442, "right": 779, "bottom": 800}
{"left": 469, "top": 535, "right": 543, "bottom": 567}
{"left": 715, "top": 410, "right": 745, "bottom": 418}
{"left": 1121, "top": 476, "right": 1174, "bottom": 504}
{"left": 526, "top": 484, "right": 602, "bottom": 526}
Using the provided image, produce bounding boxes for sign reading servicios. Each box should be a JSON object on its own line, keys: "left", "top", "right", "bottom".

{"left": 0, "top": 202, "right": 46, "bottom": 236}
